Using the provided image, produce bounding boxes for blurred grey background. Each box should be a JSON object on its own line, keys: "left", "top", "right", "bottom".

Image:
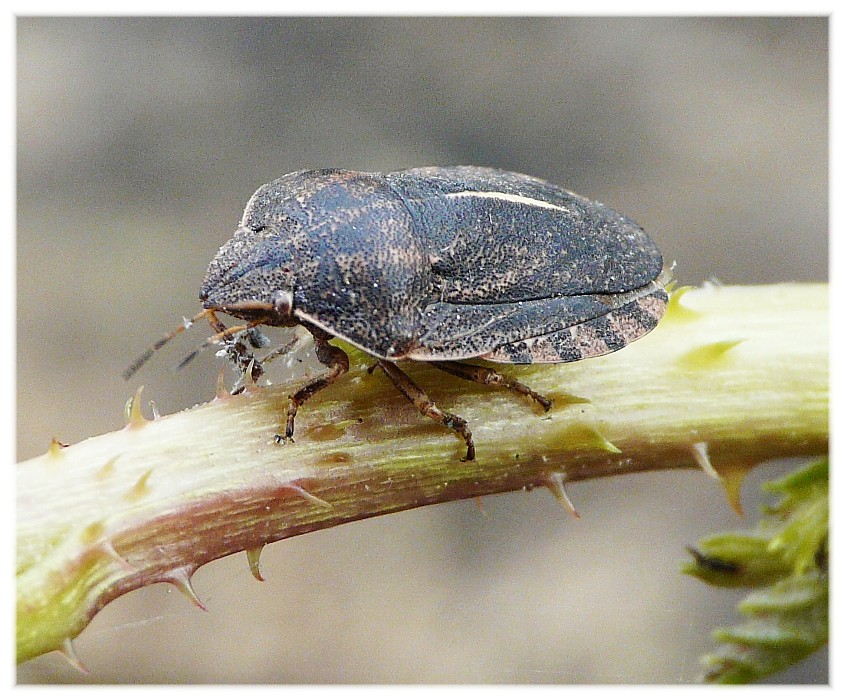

{"left": 17, "top": 17, "right": 827, "bottom": 683}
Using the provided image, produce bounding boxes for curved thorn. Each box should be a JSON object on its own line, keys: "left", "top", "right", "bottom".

{"left": 691, "top": 441, "right": 720, "bottom": 480}
{"left": 280, "top": 483, "right": 333, "bottom": 509}
{"left": 242, "top": 359, "right": 258, "bottom": 391}
{"left": 101, "top": 541, "right": 134, "bottom": 571}
{"left": 124, "top": 469, "right": 153, "bottom": 501}
{"left": 124, "top": 386, "right": 149, "bottom": 429}
{"left": 162, "top": 566, "right": 206, "bottom": 611}
{"left": 59, "top": 637, "right": 88, "bottom": 674}
{"left": 544, "top": 472, "right": 580, "bottom": 519}
{"left": 246, "top": 546, "right": 266, "bottom": 582}
{"left": 214, "top": 367, "right": 229, "bottom": 400}
{"left": 48, "top": 437, "right": 68, "bottom": 458}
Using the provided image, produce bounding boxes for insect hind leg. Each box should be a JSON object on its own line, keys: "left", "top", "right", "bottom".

{"left": 377, "top": 360, "right": 475, "bottom": 461}
{"left": 430, "top": 361, "right": 552, "bottom": 412}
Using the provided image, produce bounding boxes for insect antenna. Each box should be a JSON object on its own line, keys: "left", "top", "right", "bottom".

{"left": 175, "top": 320, "right": 265, "bottom": 371}
{"left": 123, "top": 308, "right": 218, "bottom": 380}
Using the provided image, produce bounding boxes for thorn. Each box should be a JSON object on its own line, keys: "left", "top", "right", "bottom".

{"left": 124, "top": 386, "right": 149, "bottom": 429}
{"left": 677, "top": 339, "right": 744, "bottom": 369}
{"left": 544, "top": 472, "right": 581, "bottom": 519}
{"left": 280, "top": 483, "right": 333, "bottom": 509}
{"left": 551, "top": 392, "right": 591, "bottom": 408}
{"left": 720, "top": 468, "right": 747, "bottom": 518}
{"left": 665, "top": 284, "right": 701, "bottom": 323}
{"left": 571, "top": 424, "right": 621, "bottom": 454}
{"left": 214, "top": 367, "right": 229, "bottom": 400}
{"left": 59, "top": 637, "right": 89, "bottom": 674}
{"left": 691, "top": 441, "right": 720, "bottom": 480}
{"left": 246, "top": 546, "right": 266, "bottom": 582}
{"left": 48, "top": 437, "right": 69, "bottom": 458}
{"left": 240, "top": 359, "right": 261, "bottom": 395}
{"left": 591, "top": 429, "right": 621, "bottom": 454}
{"left": 100, "top": 540, "right": 134, "bottom": 571}
{"left": 81, "top": 520, "right": 106, "bottom": 543}
{"left": 123, "top": 469, "right": 153, "bottom": 501}
{"left": 162, "top": 566, "right": 206, "bottom": 611}
{"left": 96, "top": 455, "right": 118, "bottom": 480}
{"left": 690, "top": 443, "right": 746, "bottom": 516}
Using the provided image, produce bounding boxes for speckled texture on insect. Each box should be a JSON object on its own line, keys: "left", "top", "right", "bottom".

{"left": 161, "top": 167, "right": 669, "bottom": 459}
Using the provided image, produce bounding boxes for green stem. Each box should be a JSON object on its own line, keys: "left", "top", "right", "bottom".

{"left": 16, "top": 283, "right": 828, "bottom": 664}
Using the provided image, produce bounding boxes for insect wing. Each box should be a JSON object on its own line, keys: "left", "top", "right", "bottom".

{"left": 408, "top": 282, "right": 667, "bottom": 363}
{"left": 480, "top": 287, "right": 668, "bottom": 364}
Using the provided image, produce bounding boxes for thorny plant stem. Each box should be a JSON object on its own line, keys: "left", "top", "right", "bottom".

{"left": 16, "top": 284, "right": 828, "bottom": 664}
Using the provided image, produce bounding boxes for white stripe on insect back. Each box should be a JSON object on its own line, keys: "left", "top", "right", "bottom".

{"left": 444, "top": 191, "right": 571, "bottom": 213}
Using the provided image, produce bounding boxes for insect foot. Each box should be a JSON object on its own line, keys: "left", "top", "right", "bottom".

{"left": 431, "top": 361, "right": 553, "bottom": 412}
{"left": 277, "top": 330, "right": 350, "bottom": 444}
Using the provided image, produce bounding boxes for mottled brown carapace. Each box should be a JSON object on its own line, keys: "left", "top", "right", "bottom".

{"left": 134, "top": 167, "right": 669, "bottom": 460}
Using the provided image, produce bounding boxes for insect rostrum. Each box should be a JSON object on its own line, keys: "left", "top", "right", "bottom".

{"left": 138, "top": 166, "right": 669, "bottom": 460}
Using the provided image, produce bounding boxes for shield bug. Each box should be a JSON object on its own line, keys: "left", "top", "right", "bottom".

{"left": 127, "top": 167, "right": 669, "bottom": 460}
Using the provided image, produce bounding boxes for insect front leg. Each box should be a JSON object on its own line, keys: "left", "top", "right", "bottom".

{"left": 278, "top": 327, "right": 349, "bottom": 444}
{"left": 376, "top": 360, "right": 475, "bottom": 461}
{"left": 430, "top": 361, "right": 552, "bottom": 411}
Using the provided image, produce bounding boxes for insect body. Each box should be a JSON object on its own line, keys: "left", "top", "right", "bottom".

{"left": 129, "top": 167, "right": 669, "bottom": 460}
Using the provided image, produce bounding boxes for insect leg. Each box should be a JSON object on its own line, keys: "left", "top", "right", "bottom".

{"left": 175, "top": 321, "right": 266, "bottom": 386}
{"left": 377, "top": 360, "right": 475, "bottom": 461}
{"left": 205, "top": 310, "right": 228, "bottom": 335}
{"left": 279, "top": 328, "right": 349, "bottom": 443}
{"left": 430, "top": 361, "right": 552, "bottom": 411}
